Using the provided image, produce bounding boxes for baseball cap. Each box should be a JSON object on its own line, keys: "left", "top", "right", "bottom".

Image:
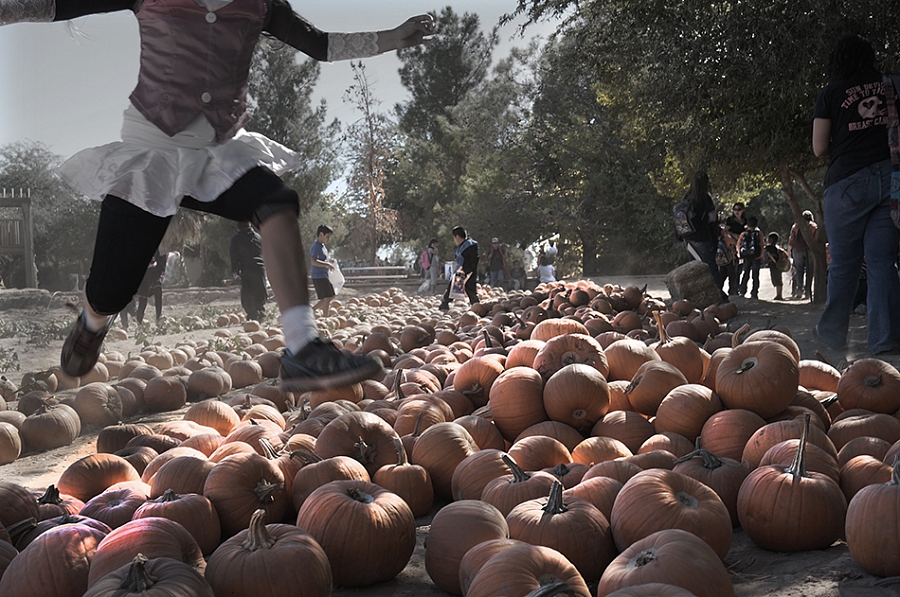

{"left": 491, "top": 237, "right": 499, "bottom": 243}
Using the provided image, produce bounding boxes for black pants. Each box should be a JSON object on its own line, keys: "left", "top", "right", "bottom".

{"left": 85, "top": 167, "right": 298, "bottom": 315}
{"left": 240, "top": 268, "right": 268, "bottom": 321}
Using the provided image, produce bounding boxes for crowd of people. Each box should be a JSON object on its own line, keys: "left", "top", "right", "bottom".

{"left": 675, "top": 33, "right": 900, "bottom": 355}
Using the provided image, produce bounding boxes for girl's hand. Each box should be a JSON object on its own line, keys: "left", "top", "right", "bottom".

{"left": 379, "top": 14, "right": 435, "bottom": 52}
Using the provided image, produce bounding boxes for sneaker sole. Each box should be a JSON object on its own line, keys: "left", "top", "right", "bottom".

{"left": 279, "top": 358, "right": 382, "bottom": 392}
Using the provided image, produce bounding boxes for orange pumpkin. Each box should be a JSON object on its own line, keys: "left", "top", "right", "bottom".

{"left": 532, "top": 333, "right": 609, "bottom": 381}
{"left": 737, "top": 414, "right": 847, "bottom": 551}
{"left": 424, "top": 500, "right": 510, "bottom": 595}
{"left": 506, "top": 481, "right": 616, "bottom": 582}
{"left": 489, "top": 367, "right": 548, "bottom": 441}
{"left": 845, "top": 458, "right": 900, "bottom": 576}
{"left": 714, "top": 341, "right": 799, "bottom": 418}
{"left": 466, "top": 543, "right": 592, "bottom": 597}
{"left": 624, "top": 360, "right": 688, "bottom": 416}
{"left": 480, "top": 454, "right": 558, "bottom": 517}
{"left": 542, "top": 364, "right": 610, "bottom": 432}
{"left": 610, "top": 468, "right": 732, "bottom": 559}
{"left": 597, "top": 529, "right": 735, "bottom": 597}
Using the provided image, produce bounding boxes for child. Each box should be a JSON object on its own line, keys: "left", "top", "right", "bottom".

{"left": 439, "top": 227, "right": 479, "bottom": 310}
{"left": 737, "top": 216, "right": 763, "bottom": 299}
{"left": 310, "top": 225, "right": 336, "bottom": 317}
{"left": 3, "top": 0, "right": 436, "bottom": 391}
{"left": 764, "top": 232, "right": 786, "bottom": 301}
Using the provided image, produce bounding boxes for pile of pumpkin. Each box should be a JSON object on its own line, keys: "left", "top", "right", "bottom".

{"left": 0, "top": 280, "right": 899, "bottom": 597}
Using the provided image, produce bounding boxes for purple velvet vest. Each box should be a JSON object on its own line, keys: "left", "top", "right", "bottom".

{"left": 129, "top": 0, "right": 267, "bottom": 143}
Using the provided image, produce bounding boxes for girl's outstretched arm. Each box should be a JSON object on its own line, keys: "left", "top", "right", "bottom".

{"left": 2, "top": 0, "right": 133, "bottom": 25}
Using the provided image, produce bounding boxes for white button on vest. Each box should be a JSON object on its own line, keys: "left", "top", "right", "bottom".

{"left": 205, "top": 12, "right": 217, "bottom": 23}
{"left": 201, "top": 92, "right": 212, "bottom": 103}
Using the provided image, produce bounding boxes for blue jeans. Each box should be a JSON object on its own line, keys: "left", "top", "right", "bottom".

{"left": 791, "top": 248, "right": 813, "bottom": 297}
{"left": 685, "top": 239, "right": 724, "bottom": 289}
{"left": 739, "top": 257, "right": 761, "bottom": 297}
{"left": 817, "top": 160, "right": 900, "bottom": 353}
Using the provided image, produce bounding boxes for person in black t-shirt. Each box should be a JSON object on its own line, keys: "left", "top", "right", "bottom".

{"left": 812, "top": 35, "right": 900, "bottom": 354}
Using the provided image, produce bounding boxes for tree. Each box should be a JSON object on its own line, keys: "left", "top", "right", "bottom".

{"left": 507, "top": 0, "right": 900, "bottom": 302}
{"left": 0, "top": 141, "right": 98, "bottom": 289}
{"left": 341, "top": 62, "right": 399, "bottom": 263}
{"left": 247, "top": 42, "right": 341, "bottom": 213}
{"left": 524, "top": 37, "right": 675, "bottom": 275}
{"left": 384, "top": 8, "right": 500, "bottom": 244}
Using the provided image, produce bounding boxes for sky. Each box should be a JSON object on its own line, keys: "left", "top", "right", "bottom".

{"left": 0, "top": 1, "right": 559, "bottom": 160}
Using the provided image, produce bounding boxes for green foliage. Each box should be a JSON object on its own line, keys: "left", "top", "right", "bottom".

{"left": 0, "top": 141, "right": 99, "bottom": 289}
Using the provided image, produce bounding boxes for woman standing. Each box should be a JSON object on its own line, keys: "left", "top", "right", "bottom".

{"left": 812, "top": 34, "right": 900, "bottom": 354}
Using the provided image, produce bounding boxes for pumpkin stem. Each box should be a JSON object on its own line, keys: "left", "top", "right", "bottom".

{"left": 396, "top": 370, "right": 407, "bottom": 401}
{"left": 157, "top": 489, "right": 181, "bottom": 503}
{"left": 892, "top": 454, "right": 900, "bottom": 486}
{"left": 258, "top": 437, "right": 279, "bottom": 460}
{"left": 734, "top": 356, "right": 758, "bottom": 375}
{"left": 673, "top": 447, "right": 723, "bottom": 470}
{"left": 633, "top": 548, "right": 657, "bottom": 568}
{"left": 37, "top": 484, "right": 63, "bottom": 505}
{"left": 346, "top": 487, "right": 375, "bottom": 504}
{"left": 501, "top": 453, "right": 532, "bottom": 484}
{"left": 355, "top": 436, "right": 378, "bottom": 465}
{"left": 412, "top": 413, "right": 424, "bottom": 437}
{"left": 294, "top": 450, "right": 323, "bottom": 466}
{"left": 652, "top": 310, "right": 670, "bottom": 344}
{"left": 525, "top": 579, "right": 577, "bottom": 597}
{"left": 393, "top": 437, "right": 409, "bottom": 466}
{"left": 623, "top": 373, "right": 642, "bottom": 395}
{"left": 550, "top": 463, "right": 570, "bottom": 479}
{"left": 5, "top": 517, "right": 36, "bottom": 543}
{"left": 864, "top": 374, "right": 884, "bottom": 389}
{"left": 483, "top": 329, "right": 493, "bottom": 348}
{"left": 784, "top": 412, "right": 811, "bottom": 478}
{"left": 731, "top": 323, "right": 750, "bottom": 348}
{"left": 120, "top": 554, "right": 159, "bottom": 592}
{"left": 542, "top": 481, "right": 568, "bottom": 515}
{"left": 252, "top": 479, "right": 281, "bottom": 504}
{"left": 241, "top": 509, "right": 276, "bottom": 551}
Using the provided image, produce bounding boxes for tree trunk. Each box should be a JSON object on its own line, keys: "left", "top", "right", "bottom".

{"left": 778, "top": 163, "right": 827, "bottom": 305}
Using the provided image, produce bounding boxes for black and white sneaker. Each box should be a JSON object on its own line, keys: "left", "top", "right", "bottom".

{"left": 60, "top": 312, "right": 111, "bottom": 377}
{"left": 280, "top": 338, "right": 381, "bottom": 391}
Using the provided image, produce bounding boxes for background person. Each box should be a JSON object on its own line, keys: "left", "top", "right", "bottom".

{"left": 230, "top": 221, "right": 267, "bottom": 321}
{"left": 812, "top": 34, "right": 900, "bottom": 354}
{"left": 426, "top": 238, "right": 441, "bottom": 294}
{"left": 484, "top": 237, "right": 510, "bottom": 289}
{"left": 439, "top": 226, "right": 479, "bottom": 310}
{"left": 788, "top": 210, "right": 817, "bottom": 300}
{"left": 677, "top": 171, "right": 724, "bottom": 293}
{"left": 310, "top": 225, "right": 336, "bottom": 317}
{"left": 737, "top": 216, "right": 763, "bottom": 299}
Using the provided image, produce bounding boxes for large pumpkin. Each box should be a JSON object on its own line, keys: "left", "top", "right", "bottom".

{"left": 314, "top": 411, "right": 401, "bottom": 477}
{"left": 424, "top": 499, "right": 509, "bottom": 595}
{"left": 837, "top": 358, "right": 900, "bottom": 413}
{"left": 87, "top": 516, "right": 205, "bottom": 586}
{"left": 846, "top": 459, "right": 900, "bottom": 576}
{"left": 0, "top": 523, "right": 107, "bottom": 597}
{"left": 206, "top": 509, "right": 331, "bottom": 597}
{"left": 542, "top": 363, "right": 610, "bottom": 432}
{"left": 465, "top": 543, "right": 591, "bottom": 597}
{"left": 489, "top": 367, "right": 548, "bottom": 441}
{"left": 596, "top": 529, "right": 735, "bottom": 597}
{"left": 531, "top": 333, "right": 609, "bottom": 381}
{"left": 84, "top": 554, "right": 214, "bottom": 597}
{"left": 737, "top": 414, "right": 847, "bottom": 552}
{"left": 506, "top": 481, "right": 616, "bottom": 582}
{"left": 203, "top": 452, "right": 289, "bottom": 538}
{"left": 714, "top": 341, "right": 798, "bottom": 418}
{"left": 610, "top": 468, "right": 732, "bottom": 559}
{"left": 411, "top": 422, "right": 480, "bottom": 500}
{"left": 296, "top": 480, "right": 415, "bottom": 587}
{"left": 57, "top": 453, "right": 140, "bottom": 502}
{"left": 133, "top": 489, "right": 221, "bottom": 556}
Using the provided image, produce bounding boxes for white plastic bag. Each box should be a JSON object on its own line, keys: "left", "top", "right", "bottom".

{"left": 327, "top": 261, "right": 345, "bottom": 294}
{"left": 417, "top": 279, "right": 430, "bottom": 294}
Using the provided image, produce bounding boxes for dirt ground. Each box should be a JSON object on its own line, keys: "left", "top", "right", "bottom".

{"left": 0, "top": 274, "right": 897, "bottom": 597}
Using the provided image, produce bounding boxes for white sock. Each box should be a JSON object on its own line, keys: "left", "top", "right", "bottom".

{"left": 281, "top": 305, "right": 319, "bottom": 354}
{"left": 82, "top": 309, "right": 111, "bottom": 333}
